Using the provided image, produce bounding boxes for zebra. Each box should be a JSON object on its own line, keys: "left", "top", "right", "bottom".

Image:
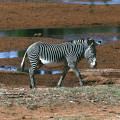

{"left": 21, "top": 38, "right": 101, "bottom": 88}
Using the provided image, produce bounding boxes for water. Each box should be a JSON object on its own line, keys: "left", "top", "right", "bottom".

{"left": 0, "top": 26, "right": 120, "bottom": 44}
{"left": 62, "top": 0, "right": 120, "bottom": 5}
{"left": 0, "top": 51, "right": 18, "bottom": 59}
{"left": 0, "top": 65, "right": 62, "bottom": 75}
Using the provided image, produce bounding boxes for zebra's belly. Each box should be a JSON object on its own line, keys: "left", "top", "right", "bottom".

{"left": 40, "top": 58, "right": 65, "bottom": 67}
{"left": 40, "top": 58, "right": 51, "bottom": 64}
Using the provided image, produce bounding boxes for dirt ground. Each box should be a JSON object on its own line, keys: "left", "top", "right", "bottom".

{"left": 1, "top": 37, "right": 120, "bottom": 120}
{"left": 0, "top": 1, "right": 120, "bottom": 120}
{"left": 0, "top": 2, "right": 120, "bottom": 29}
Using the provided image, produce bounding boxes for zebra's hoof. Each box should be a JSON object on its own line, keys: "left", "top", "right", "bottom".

{"left": 30, "top": 85, "right": 37, "bottom": 89}
{"left": 57, "top": 85, "right": 61, "bottom": 88}
{"left": 80, "top": 84, "right": 84, "bottom": 86}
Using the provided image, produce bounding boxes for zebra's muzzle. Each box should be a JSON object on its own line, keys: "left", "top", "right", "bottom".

{"left": 90, "top": 58, "right": 97, "bottom": 68}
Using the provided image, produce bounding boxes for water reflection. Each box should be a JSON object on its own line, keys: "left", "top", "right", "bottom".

{"left": 0, "top": 50, "right": 25, "bottom": 59}
{"left": 62, "top": 0, "right": 120, "bottom": 5}
{"left": 0, "top": 51, "right": 18, "bottom": 59}
{"left": 0, "top": 27, "right": 120, "bottom": 44}
{"left": 0, "top": 27, "right": 119, "bottom": 37}
{"left": 0, "top": 66, "right": 62, "bottom": 75}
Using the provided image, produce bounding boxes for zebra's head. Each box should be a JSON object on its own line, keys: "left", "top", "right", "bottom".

{"left": 84, "top": 38, "right": 101, "bottom": 68}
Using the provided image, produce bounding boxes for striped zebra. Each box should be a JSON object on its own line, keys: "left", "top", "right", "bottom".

{"left": 21, "top": 38, "right": 101, "bottom": 88}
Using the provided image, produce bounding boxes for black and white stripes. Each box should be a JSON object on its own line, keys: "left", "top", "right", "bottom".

{"left": 21, "top": 38, "right": 101, "bottom": 88}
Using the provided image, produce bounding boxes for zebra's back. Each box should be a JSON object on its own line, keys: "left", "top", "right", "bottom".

{"left": 26, "top": 40, "right": 86, "bottom": 65}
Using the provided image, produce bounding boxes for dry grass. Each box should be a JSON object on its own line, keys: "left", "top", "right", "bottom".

{"left": 0, "top": 84, "right": 120, "bottom": 109}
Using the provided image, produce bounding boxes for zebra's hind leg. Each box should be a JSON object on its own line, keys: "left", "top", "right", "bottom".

{"left": 29, "top": 60, "right": 43, "bottom": 89}
{"left": 29, "top": 67, "right": 37, "bottom": 88}
{"left": 68, "top": 64, "right": 84, "bottom": 86}
{"left": 57, "top": 67, "right": 70, "bottom": 87}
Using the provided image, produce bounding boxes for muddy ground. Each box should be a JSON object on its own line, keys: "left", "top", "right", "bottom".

{"left": 0, "top": 1, "right": 120, "bottom": 120}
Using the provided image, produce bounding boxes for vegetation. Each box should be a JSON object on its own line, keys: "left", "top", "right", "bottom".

{"left": 0, "top": 84, "right": 120, "bottom": 108}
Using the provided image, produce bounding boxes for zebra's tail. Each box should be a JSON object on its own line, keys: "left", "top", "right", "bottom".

{"left": 21, "top": 52, "right": 27, "bottom": 72}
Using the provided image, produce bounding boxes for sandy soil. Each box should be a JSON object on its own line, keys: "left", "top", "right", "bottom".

{"left": 0, "top": 1, "right": 120, "bottom": 120}
{"left": 0, "top": 2, "right": 120, "bottom": 29}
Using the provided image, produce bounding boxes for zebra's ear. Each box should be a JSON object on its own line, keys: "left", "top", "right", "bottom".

{"left": 87, "top": 38, "right": 95, "bottom": 46}
{"left": 87, "top": 38, "right": 102, "bottom": 46}
{"left": 95, "top": 40, "right": 102, "bottom": 45}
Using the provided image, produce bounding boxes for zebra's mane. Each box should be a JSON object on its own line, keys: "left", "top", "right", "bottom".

{"left": 69, "top": 38, "right": 87, "bottom": 44}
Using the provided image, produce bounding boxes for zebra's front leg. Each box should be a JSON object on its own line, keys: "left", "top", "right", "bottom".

{"left": 29, "top": 67, "right": 37, "bottom": 89}
{"left": 57, "top": 67, "right": 70, "bottom": 87}
{"left": 68, "top": 64, "right": 84, "bottom": 86}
